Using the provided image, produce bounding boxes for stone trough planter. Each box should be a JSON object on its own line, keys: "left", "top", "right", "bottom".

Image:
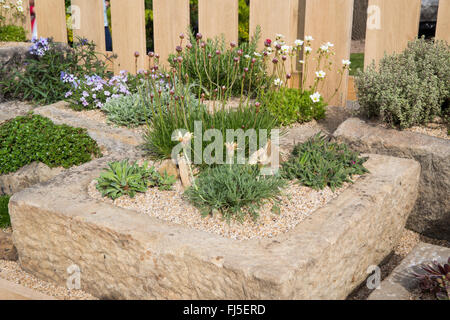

{"left": 0, "top": 101, "right": 143, "bottom": 196}
{"left": 334, "top": 118, "right": 450, "bottom": 241}
{"left": 9, "top": 153, "right": 420, "bottom": 299}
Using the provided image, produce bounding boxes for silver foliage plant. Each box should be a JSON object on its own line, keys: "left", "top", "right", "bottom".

{"left": 355, "top": 37, "right": 450, "bottom": 129}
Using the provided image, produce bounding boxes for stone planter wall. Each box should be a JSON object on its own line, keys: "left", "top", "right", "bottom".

{"left": 9, "top": 154, "right": 420, "bottom": 299}
{"left": 334, "top": 118, "right": 450, "bottom": 241}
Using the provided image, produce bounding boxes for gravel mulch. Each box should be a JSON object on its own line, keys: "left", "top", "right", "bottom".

{"left": 0, "top": 259, "right": 97, "bottom": 300}
{"left": 89, "top": 176, "right": 356, "bottom": 240}
{"left": 405, "top": 123, "right": 449, "bottom": 140}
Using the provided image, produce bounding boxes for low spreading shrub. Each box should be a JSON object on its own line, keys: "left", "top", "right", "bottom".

{"left": 0, "top": 195, "right": 10, "bottom": 228}
{"left": 262, "top": 88, "right": 326, "bottom": 126}
{"left": 0, "top": 37, "right": 110, "bottom": 105}
{"left": 185, "top": 164, "right": 286, "bottom": 222}
{"left": 282, "top": 134, "right": 368, "bottom": 190}
{"left": 0, "top": 114, "right": 101, "bottom": 175}
{"left": 96, "top": 160, "right": 176, "bottom": 200}
{"left": 102, "top": 93, "right": 149, "bottom": 127}
{"left": 355, "top": 38, "right": 450, "bottom": 129}
{"left": 0, "top": 25, "right": 26, "bottom": 42}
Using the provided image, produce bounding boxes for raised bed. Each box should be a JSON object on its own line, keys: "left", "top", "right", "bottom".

{"left": 334, "top": 118, "right": 450, "bottom": 241}
{"left": 9, "top": 153, "right": 420, "bottom": 299}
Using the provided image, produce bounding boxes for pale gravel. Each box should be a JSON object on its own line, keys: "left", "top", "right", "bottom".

{"left": 88, "top": 174, "right": 356, "bottom": 240}
{"left": 405, "top": 123, "right": 449, "bottom": 140}
{"left": 0, "top": 259, "right": 97, "bottom": 300}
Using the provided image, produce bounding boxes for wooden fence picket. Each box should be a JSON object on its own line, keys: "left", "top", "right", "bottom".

{"left": 110, "top": 0, "right": 147, "bottom": 74}
{"left": 198, "top": 0, "right": 238, "bottom": 45}
{"left": 301, "top": 0, "right": 354, "bottom": 106}
{"left": 436, "top": 0, "right": 450, "bottom": 43}
{"left": 153, "top": 0, "right": 190, "bottom": 67}
{"left": 35, "top": 0, "right": 67, "bottom": 43}
{"left": 71, "top": 0, "right": 105, "bottom": 52}
{"left": 364, "top": 0, "right": 421, "bottom": 68}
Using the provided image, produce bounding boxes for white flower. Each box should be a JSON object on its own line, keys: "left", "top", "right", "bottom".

{"left": 294, "top": 39, "right": 304, "bottom": 47}
{"left": 315, "top": 70, "right": 326, "bottom": 78}
{"left": 280, "top": 45, "right": 290, "bottom": 54}
{"left": 16, "top": 0, "right": 23, "bottom": 4}
{"left": 275, "top": 33, "right": 285, "bottom": 39}
{"left": 175, "top": 131, "right": 193, "bottom": 146}
{"left": 244, "top": 54, "right": 251, "bottom": 59}
{"left": 305, "top": 35, "right": 314, "bottom": 41}
{"left": 304, "top": 46, "right": 312, "bottom": 53}
{"left": 3, "top": 5, "right": 10, "bottom": 9}
{"left": 310, "top": 92, "right": 321, "bottom": 103}
{"left": 299, "top": 60, "right": 305, "bottom": 64}
{"left": 342, "top": 59, "right": 351, "bottom": 66}
{"left": 320, "top": 44, "right": 329, "bottom": 52}
{"left": 225, "top": 142, "right": 238, "bottom": 157}
{"left": 273, "top": 78, "right": 283, "bottom": 87}
{"left": 16, "top": 5, "right": 23, "bottom": 12}
{"left": 325, "top": 42, "right": 334, "bottom": 47}
{"left": 253, "top": 52, "right": 262, "bottom": 57}
{"left": 266, "top": 47, "right": 273, "bottom": 54}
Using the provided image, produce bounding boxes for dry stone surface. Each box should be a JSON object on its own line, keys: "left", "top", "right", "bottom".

{"left": 334, "top": 118, "right": 450, "bottom": 241}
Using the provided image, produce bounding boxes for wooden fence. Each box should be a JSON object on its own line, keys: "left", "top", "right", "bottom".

{"left": 5, "top": 0, "right": 450, "bottom": 106}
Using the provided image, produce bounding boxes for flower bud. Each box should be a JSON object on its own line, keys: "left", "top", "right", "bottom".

{"left": 272, "top": 58, "right": 278, "bottom": 64}
{"left": 196, "top": 33, "right": 203, "bottom": 40}
{"left": 175, "top": 45, "right": 182, "bottom": 53}
{"left": 179, "top": 33, "right": 185, "bottom": 39}
{"left": 264, "top": 39, "right": 272, "bottom": 47}
{"left": 134, "top": 51, "right": 140, "bottom": 58}
{"left": 148, "top": 51, "right": 155, "bottom": 57}
{"left": 230, "top": 41, "right": 237, "bottom": 48}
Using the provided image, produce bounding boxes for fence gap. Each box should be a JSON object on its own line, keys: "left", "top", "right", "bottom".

{"left": 364, "top": 0, "right": 421, "bottom": 68}
{"left": 301, "top": 0, "right": 354, "bottom": 106}
{"left": 35, "top": 0, "right": 67, "bottom": 43}
{"left": 436, "top": 0, "right": 450, "bottom": 43}
{"left": 110, "top": 0, "right": 147, "bottom": 74}
{"left": 153, "top": 0, "right": 190, "bottom": 68}
{"left": 198, "top": 0, "right": 238, "bottom": 45}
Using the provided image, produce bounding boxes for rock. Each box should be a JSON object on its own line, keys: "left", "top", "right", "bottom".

{"left": 368, "top": 242, "right": 450, "bottom": 300}
{"left": 334, "top": 118, "right": 450, "bottom": 241}
{"left": 177, "top": 155, "right": 192, "bottom": 188}
{"left": 0, "top": 162, "right": 65, "bottom": 196}
{"left": 0, "top": 101, "right": 33, "bottom": 124}
{"left": 157, "top": 159, "right": 179, "bottom": 179}
{"left": 0, "top": 230, "right": 18, "bottom": 261}
{"left": 9, "top": 153, "right": 420, "bottom": 299}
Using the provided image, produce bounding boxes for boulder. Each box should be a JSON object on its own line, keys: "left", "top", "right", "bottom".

{"left": 0, "top": 230, "right": 18, "bottom": 261}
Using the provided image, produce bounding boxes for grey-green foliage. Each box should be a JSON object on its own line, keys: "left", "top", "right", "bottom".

{"left": 355, "top": 38, "right": 450, "bottom": 129}
{"left": 102, "top": 93, "right": 152, "bottom": 128}
{"left": 96, "top": 159, "right": 176, "bottom": 200}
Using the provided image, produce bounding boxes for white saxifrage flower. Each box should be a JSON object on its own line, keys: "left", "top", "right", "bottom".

{"left": 304, "top": 46, "right": 312, "bottom": 53}
{"left": 342, "top": 59, "right": 351, "bottom": 66}
{"left": 320, "top": 44, "right": 329, "bottom": 52}
{"left": 315, "top": 70, "right": 326, "bottom": 78}
{"left": 310, "top": 92, "right": 321, "bottom": 103}
{"left": 280, "top": 45, "right": 290, "bottom": 54}
{"left": 305, "top": 35, "right": 314, "bottom": 41}
{"left": 273, "top": 78, "right": 283, "bottom": 87}
{"left": 294, "top": 39, "right": 304, "bottom": 47}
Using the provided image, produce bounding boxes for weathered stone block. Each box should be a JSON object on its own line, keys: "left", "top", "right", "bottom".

{"left": 9, "top": 154, "right": 420, "bottom": 299}
{"left": 334, "top": 118, "right": 450, "bottom": 241}
{"left": 368, "top": 242, "right": 450, "bottom": 300}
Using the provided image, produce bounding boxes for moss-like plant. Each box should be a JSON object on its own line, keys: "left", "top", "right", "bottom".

{"left": 282, "top": 134, "right": 368, "bottom": 191}
{"left": 0, "top": 195, "right": 11, "bottom": 228}
{"left": 185, "top": 164, "right": 286, "bottom": 222}
{"left": 0, "top": 25, "right": 26, "bottom": 42}
{"left": 96, "top": 160, "right": 176, "bottom": 200}
{"left": 0, "top": 114, "right": 101, "bottom": 175}
{"left": 261, "top": 88, "right": 326, "bottom": 126}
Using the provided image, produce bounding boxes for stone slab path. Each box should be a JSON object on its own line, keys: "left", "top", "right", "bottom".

{"left": 0, "top": 278, "right": 55, "bottom": 300}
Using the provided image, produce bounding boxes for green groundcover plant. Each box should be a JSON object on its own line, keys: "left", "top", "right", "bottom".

{"left": 0, "top": 114, "right": 101, "bottom": 175}
{"left": 0, "top": 37, "right": 110, "bottom": 105}
{"left": 185, "top": 164, "right": 287, "bottom": 222}
{"left": 0, "top": 195, "right": 10, "bottom": 228}
{"left": 0, "top": 25, "right": 26, "bottom": 42}
{"left": 262, "top": 88, "right": 326, "bottom": 126}
{"left": 282, "top": 133, "right": 369, "bottom": 191}
{"left": 355, "top": 37, "right": 450, "bottom": 129}
{"left": 96, "top": 159, "right": 176, "bottom": 200}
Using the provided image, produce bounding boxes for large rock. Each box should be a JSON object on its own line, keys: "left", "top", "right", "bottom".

{"left": 369, "top": 242, "right": 450, "bottom": 300}
{"left": 334, "top": 118, "right": 450, "bottom": 241}
{"left": 0, "top": 230, "right": 18, "bottom": 261}
{"left": 0, "top": 162, "right": 65, "bottom": 196}
{"left": 9, "top": 154, "right": 420, "bottom": 299}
